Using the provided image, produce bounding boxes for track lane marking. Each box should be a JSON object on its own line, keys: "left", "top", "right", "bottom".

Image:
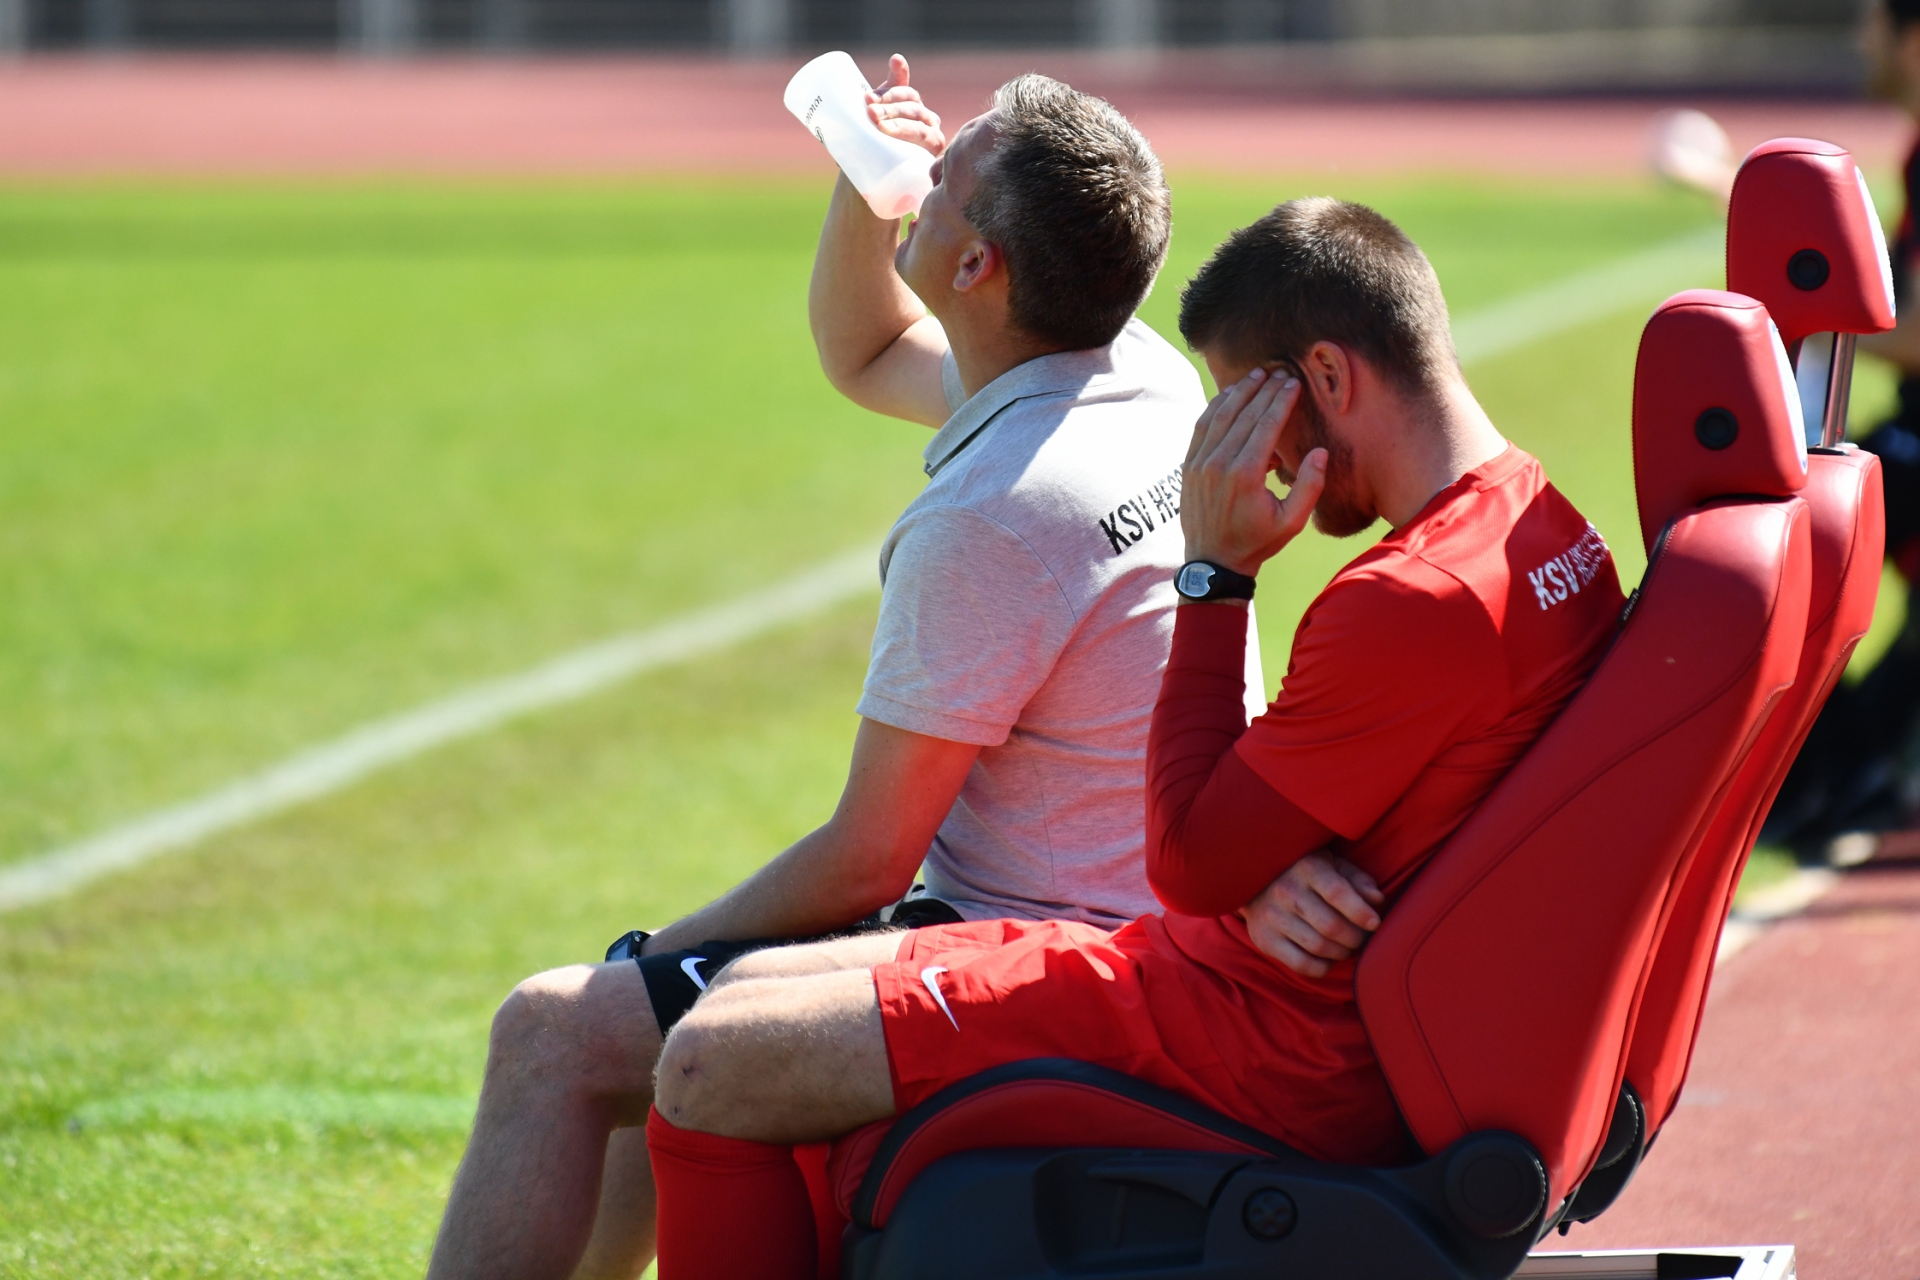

{"left": 1, "top": 226, "right": 1726, "bottom": 913}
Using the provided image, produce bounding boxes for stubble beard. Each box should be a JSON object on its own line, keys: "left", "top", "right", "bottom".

{"left": 1288, "top": 391, "right": 1376, "bottom": 539}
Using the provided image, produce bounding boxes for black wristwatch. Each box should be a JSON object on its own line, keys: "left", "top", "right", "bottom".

{"left": 1175, "top": 560, "right": 1257, "bottom": 602}
{"left": 604, "top": 929, "right": 652, "bottom": 962}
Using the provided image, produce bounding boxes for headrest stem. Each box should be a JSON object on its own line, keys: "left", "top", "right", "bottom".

{"left": 1822, "top": 332, "right": 1857, "bottom": 448}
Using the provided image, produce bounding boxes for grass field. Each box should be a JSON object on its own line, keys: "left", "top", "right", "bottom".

{"left": 0, "top": 172, "right": 1896, "bottom": 1276}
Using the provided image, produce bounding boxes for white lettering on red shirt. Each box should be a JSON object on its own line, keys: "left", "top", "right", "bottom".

{"left": 1528, "top": 523, "right": 1611, "bottom": 612}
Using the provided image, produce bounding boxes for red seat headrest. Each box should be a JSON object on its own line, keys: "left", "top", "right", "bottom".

{"left": 1726, "top": 138, "right": 1896, "bottom": 350}
{"left": 1633, "top": 290, "right": 1808, "bottom": 553}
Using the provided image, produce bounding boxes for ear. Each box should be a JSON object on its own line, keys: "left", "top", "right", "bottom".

{"left": 1301, "top": 341, "right": 1355, "bottom": 416}
{"left": 953, "top": 239, "right": 1003, "bottom": 293}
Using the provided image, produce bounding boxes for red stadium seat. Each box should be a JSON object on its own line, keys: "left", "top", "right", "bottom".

{"left": 827, "top": 292, "right": 1813, "bottom": 1280}
{"left": 1725, "top": 138, "right": 1895, "bottom": 356}
{"left": 1569, "top": 139, "right": 1894, "bottom": 1221}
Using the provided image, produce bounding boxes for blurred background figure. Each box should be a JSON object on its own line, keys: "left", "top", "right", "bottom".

{"left": 1649, "top": 107, "right": 1737, "bottom": 205}
{"left": 1762, "top": 0, "right": 1920, "bottom": 856}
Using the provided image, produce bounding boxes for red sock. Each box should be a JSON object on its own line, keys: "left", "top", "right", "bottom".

{"left": 793, "top": 1141, "right": 848, "bottom": 1280}
{"left": 648, "top": 1107, "right": 816, "bottom": 1280}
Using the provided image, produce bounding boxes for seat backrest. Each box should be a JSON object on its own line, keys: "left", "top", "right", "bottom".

{"left": 1623, "top": 139, "right": 1894, "bottom": 1138}
{"left": 1725, "top": 138, "right": 1895, "bottom": 355}
{"left": 1358, "top": 290, "right": 1812, "bottom": 1209}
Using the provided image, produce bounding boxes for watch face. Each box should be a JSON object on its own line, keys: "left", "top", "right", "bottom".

{"left": 1177, "top": 562, "right": 1216, "bottom": 598}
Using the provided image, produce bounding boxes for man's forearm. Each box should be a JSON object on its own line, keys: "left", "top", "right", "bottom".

{"left": 811, "top": 173, "right": 921, "bottom": 367}
{"left": 808, "top": 174, "right": 949, "bottom": 425}
{"left": 643, "top": 823, "right": 918, "bottom": 956}
{"left": 1147, "top": 602, "right": 1331, "bottom": 916}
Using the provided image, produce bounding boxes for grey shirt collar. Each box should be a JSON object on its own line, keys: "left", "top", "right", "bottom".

{"left": 922, "top": 339, "right": 1133, "bottom": 479}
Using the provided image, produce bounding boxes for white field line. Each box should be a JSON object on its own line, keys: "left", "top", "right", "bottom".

{"left": 0, "top": 543, "right": 881, "bottom": 913}
{"left": 0, "top": 228, "right": 1727, "bottom": 914}
{"left": 1715, "top": 866, "right": 1840, "bottom": 965}
{"left": 1453, "top": 225, "right": 1723, "bottom": 366}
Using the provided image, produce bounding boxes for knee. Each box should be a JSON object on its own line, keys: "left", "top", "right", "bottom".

{"left": 486, "top": 965, "right": 597, "bottom": 1081}
{"left": 654, "top": 996, "right": 752, "bottom": 1132}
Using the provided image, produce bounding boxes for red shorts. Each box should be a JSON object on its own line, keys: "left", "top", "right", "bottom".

{"left": 871, "top": 915, "right": 1415, "bottom": 1167}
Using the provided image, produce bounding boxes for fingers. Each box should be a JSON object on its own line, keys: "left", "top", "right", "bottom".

{"left": 869, "top": 94, "right": 944, "bottom": 155}
{"left": 1239, "top": 906, "right": 1335, "bottom": 978}
{"left": 1216, "top": 373, "right": 1291, "bottom": 466}
{"left": 870, "top": 53, "right": 910, "bottom": 94}
{"left": 1333, "top": 855, "right": 1386, "bottom": 909}
{"left": 1228, "top": 377, "right": 1299, "bottom": 476}
{"left": 1301, "top": 856, "right": 1382, "bottom": 932}
{"left": 1236, "top": 851, "right": 1386, "bottom": 983}
{"left": 1280, "top": 881, "right": 1370, "bottom": 952}
{"left": 1271, "top": 447, "right": 1327, "bottom": 543}
{"left": 1245, "top": 870, "right": 1367, "bottom": 957}
{"left": 1186, "top": 367, "right": 1275, "bottom": 472}
{"left": 873, "top": 118, "right": 946, "bottom": 155}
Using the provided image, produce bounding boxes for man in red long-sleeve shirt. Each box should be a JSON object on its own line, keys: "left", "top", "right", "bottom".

{"left": 641, "top": 198, "right": 1625, "bottom": 1279}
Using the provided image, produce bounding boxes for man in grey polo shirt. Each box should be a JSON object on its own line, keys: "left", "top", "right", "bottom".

{"left": 869, "top": 318, "right": 1263, "bottom": 923}
{"left": 426, "top": 63, "right": 1256, "bottom": 1280}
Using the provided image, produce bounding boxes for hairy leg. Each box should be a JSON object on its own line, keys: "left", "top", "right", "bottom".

{"left": 655, "top": 948, "right": 900, "bottom": 1141}
{"left": 569, "top": 1128, "right": 656, "bottom": 1280}
{"left": 569, "top": 931, "right": 901, "bottom": 1279}
{"left": 427, "top": 961, "right": 661, "bottom": 1280}
{"left": 707, "top": 929, "right": 905, "bottom": 991}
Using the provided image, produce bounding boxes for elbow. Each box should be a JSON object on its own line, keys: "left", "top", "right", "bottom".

{"left": 834, "top": 841, "right": 924, "bottom": 920}
{"left": 1148, "top": 868, "right": 1233, "bottom": 919}
{"left": 809, "top": 332, "right": 859, "bottom": 398}
{"left": 1145, "top": 830, "right": 1231, "bottom": 919}
{"left": 807, "top": 311, "right": 877, "bottom": 402}
{"left": 815, "top": 348, "right": 876, "bottom": 407}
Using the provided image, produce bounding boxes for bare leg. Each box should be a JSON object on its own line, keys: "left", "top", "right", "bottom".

{"left": 569, "top": 1128, "right": 657, "bottom": 1280}
{"left": 427, "top": 961, "right": 661, "bottom": 1280}
{"left": 655, "top": 937, "right": 902, "bottom": 1141}
{"left": 707, "top": 930, "right": 905, "bottom": 992}
{"left": 567, "top": 932, "right": 904, "bottom": 1280}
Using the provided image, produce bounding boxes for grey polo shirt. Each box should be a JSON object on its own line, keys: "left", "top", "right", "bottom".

{"left": 859, "top": 319, "right": 1267, "bottom": 927}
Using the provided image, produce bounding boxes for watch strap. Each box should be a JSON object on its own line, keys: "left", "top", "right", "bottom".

{"left": 605, "top": 929, "right": 652, "bottom": 963}
{"left": 1176, "top": 560, "right": 1257, "bottom": 602}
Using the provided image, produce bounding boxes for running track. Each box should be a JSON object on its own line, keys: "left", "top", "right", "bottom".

{"left": 5, "top": 53, "right": 1920, "bottom": 1277}
{"left": 0, "top": 53, "right": 1910, "bottom": 177}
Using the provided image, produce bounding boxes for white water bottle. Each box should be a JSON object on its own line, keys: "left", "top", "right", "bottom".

{"left": 783, "top": 51, "right": 935, "bottom": 220}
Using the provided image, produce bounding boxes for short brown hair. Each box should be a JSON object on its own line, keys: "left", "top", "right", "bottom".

{"left": 1178, "top": 197, "right": 1456, "bottom": 396}
{"left": 964, "top": 75, "right": 1170, "bottom": 351}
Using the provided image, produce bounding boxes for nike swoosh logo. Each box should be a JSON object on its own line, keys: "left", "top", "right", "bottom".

{"left": 920, "top": 965, "right": 958, "bottom": 1030}
{"left": 680, "top": 956, "right": 710, "bottom": 991}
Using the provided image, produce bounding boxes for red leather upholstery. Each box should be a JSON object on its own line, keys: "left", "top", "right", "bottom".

{"left": 1357, "top": 500, "right": 1806, "bottom": 1206}
{"left": 1631, "top": 289, "right": 1807, "bottom": 553}
{"left": 1726, "top": 138, "right": 1896, "bottom": 351}
{"left": 1625, "top": 449, "right": 1881, "bottom": 1134}
{"left": 1623, "top": 139, "right": 1894, "bottom": 1136}
{"left": 1358, "top": 293, "right": 1812, "bottom": 1207}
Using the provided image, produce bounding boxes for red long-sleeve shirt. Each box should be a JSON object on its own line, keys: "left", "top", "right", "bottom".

{"left": 1146, "top": 601, "right": 1331, "bottom": 916}
{"left": 1144, "top": 448, "right": 1623, "bottom": 928}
